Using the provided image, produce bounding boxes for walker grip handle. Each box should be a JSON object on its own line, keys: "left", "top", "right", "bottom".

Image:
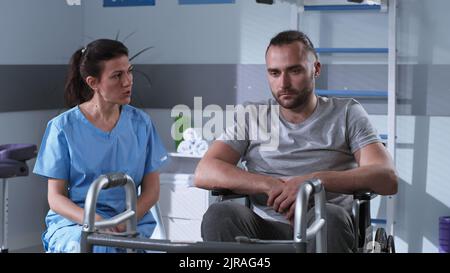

{"left": 102, "top": 173, "right": 130, "bottom": 189}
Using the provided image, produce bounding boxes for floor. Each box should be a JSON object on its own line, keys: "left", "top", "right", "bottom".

{"left": 10, "top": 244, "right": 44, "bottom": 253}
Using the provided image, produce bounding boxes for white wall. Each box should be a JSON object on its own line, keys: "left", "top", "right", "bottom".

{"left": 83, "top": 0, "right": 241, "bottom": 64}
{"left": 82, "top": 0, "right": 294, "bottom": 64}
{"left": 0, "top": 0, "right": 83, "bottom": 65}
{"left": 395, "top": 0, "right": 450, "bottom": 253}
{"left": 398, "top": 0, "right": 450, "bottom": 65}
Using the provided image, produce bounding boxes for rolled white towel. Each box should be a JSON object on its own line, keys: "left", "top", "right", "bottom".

{"left": 182, "top": 128, "right": 200, "bottom": 142}
{"left": 192, "top": 139, "right": 209, "bottom": 157}
{"left": 176, "top": 140, "right": 194, "bottom": 155}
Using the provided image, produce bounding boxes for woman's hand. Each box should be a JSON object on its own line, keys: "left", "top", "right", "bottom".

{"left": 112, "top": 223, "right": 127, "bottom": 233}
{"left": 95, "top": 215, "right": 126, "bottom": 233}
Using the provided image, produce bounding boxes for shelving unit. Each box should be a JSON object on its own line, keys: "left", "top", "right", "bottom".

{"left": 316, "top": 89, "right": 388, "bottom": 98}
{"left": 302, "top": 4, "right": 386, "bottom": 12}
{"left": 289, "top": 0, "right": 398, "bottom": 236}
{"left": 315, "top": 48, "right": 388, "bottom": 54}
{"left": 158, "top": 153, "right": 216, "bottom": 241}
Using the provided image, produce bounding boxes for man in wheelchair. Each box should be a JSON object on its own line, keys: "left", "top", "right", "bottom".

{"left": 194, "top": 30, "right": 398, "bottom": 253}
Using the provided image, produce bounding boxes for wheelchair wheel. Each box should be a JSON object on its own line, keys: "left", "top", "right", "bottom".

{"left": 387, "top": 235, "right": 395, "bottom": 253}
{"left": 374, "top": 228, "right": 388, "bottom": 253}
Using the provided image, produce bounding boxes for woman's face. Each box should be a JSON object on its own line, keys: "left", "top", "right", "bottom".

{"left": 93, "top": 55, "right": 134, "bottom": 105}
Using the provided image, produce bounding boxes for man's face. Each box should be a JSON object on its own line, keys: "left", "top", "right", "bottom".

{"left": 266, "top": 42, "right": 320, "bottom": 109}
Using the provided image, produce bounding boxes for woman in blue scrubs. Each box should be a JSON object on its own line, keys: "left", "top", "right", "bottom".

{"left": 33, "top": 39, "right": 168, "bottom": 253}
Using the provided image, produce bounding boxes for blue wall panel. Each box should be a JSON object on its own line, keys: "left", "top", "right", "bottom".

{"left": 103, "top": 0, "right": 155, "bottom": 7}
{"left": 179, "top": 0, "right": 235, "bottom": 5}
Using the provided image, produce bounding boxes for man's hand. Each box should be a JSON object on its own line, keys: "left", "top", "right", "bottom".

{"left": 266, "top": 178, "right": 286, "bottom": 208}
{"left": 271, "top": 175, "right": 314, "bottom": 221}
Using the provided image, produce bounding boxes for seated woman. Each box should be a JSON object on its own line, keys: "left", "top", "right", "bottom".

{"left": 33, "top": 39, "right": 168, "bottom": 253}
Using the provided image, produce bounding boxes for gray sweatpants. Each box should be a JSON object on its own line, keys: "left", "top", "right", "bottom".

{"left": 201, "top": 202, "right": 355, "bottom": 253}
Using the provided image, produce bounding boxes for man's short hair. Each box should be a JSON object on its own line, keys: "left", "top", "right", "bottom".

{"left": 266, "top": 30, "right": 318, "bottom": 60}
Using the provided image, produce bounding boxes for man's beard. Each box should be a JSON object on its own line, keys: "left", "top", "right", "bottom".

{"left": 273, "top": 87, "right": 314, "bottom": 109}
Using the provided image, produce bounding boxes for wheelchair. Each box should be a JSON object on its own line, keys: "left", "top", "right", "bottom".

{"left": 213, "top": 185, "right": 396, "bottom": 253}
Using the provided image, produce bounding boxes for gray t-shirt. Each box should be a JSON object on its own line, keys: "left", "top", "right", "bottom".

{"left": 217, "top": 96, "right": 380, "bottom": 223}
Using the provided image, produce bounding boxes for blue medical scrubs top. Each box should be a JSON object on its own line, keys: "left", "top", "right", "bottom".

{"left": 33, "top": 105, "right": 168, "bottom": 250}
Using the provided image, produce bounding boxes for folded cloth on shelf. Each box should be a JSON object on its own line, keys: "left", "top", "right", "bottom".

{"left": 182, "top": 128, "right": 199, "bottom": 142}
{"left": 192, "top": 139, "right": 208, "bottom": 156}
{"left": 177, "top": 140, "right": 193, "bottom": 155}
{"left": 176, "top": 128, "right": 208, "bottom": 157}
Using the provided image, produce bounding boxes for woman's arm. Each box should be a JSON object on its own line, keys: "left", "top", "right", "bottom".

{"left": 47, "top": 178, "right": 103, "bottom": 224}
{"left": 136, "top": 171, "right": 160, "bottom": 221}
{"left": 48, "top": 172, "right": 159, "bottom": 230}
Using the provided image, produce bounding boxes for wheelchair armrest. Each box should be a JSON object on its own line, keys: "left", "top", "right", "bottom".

{"left": 211, "top": 189, "right": 251, "bottom": 208}
{"left": 353, "top": 191, "right": 377, "bottom": 201}
{"left": 211, "top": 188, "right": 235, "bottom": 196}
{"left": 211, "top": 188, "right": 248, "bottom": 200}
{"left": 352, "top": 191, "right": 377, "bottom": 251}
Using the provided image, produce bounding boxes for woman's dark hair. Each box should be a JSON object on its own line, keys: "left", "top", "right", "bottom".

{"left": 64, "top": 39, "right": 129, "bottom": 107}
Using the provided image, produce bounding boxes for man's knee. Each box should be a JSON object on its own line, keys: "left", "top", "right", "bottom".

{"left": 325, "top": 204, "right": 354, "bottom": 232}
{"left": 325, "top": 204, "right": 355, "bottom": 252}
{"left": 202, "top": 202, "right": 244, "bottom": 224}
{"left": 201, "top": 202, "right": 252, "bottom": 242}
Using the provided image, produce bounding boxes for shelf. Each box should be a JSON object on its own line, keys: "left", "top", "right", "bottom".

{"left": 316, "top": 89, "right": 388, "bottom": 98}
{"left": 316, "top": 48, "right": 388, "bottom": 54}
{"left": 168, "top": 152, "right": 202, "bottom": 159}
{"left": 304, "top": 4, "right": 381, "bottom": 11}
{"left": 371, "top": 218, "right": 387, "bottom": 225}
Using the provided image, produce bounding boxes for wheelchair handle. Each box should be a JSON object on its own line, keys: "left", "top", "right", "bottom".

{"left": 82, "top": 173, "right": 137, "bottom": 234}
{"left": 294, "top": 178, "right": 327, "bottom": 253}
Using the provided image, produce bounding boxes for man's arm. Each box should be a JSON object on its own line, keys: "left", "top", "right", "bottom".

{"left": 194, "top": 141, "right": 284, "bottom": 196}
{"left": 314, "top": 142, "right": 398, "bottom": 195}
{"left": 273, "top": 142, "right": 398, "bottom": 220}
